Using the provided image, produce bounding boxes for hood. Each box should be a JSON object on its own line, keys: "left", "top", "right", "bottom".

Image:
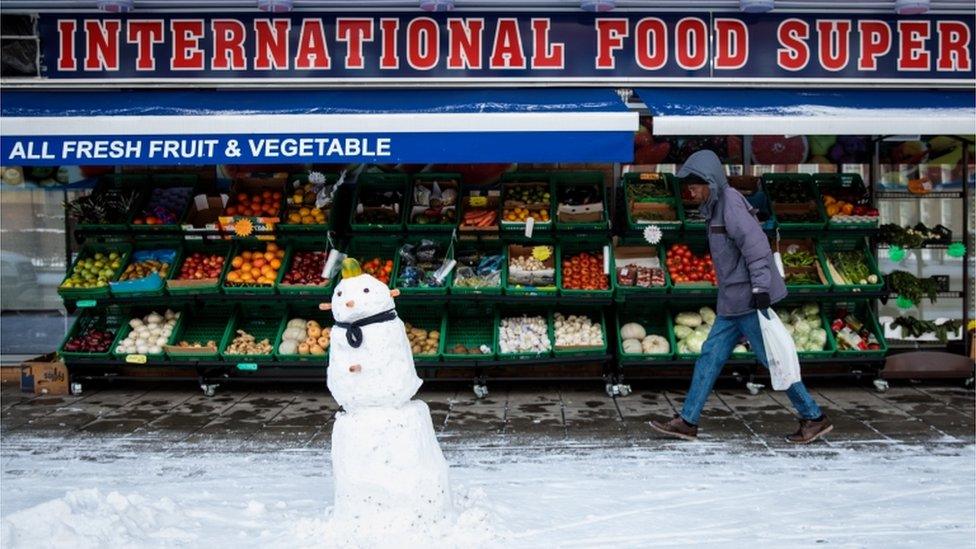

{"left": 676, "top": 150, "right": 729, "bottom": 221}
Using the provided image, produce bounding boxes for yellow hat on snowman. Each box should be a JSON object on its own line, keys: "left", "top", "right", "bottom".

{"left": 341, "top": 258, "right": 363, "bottom": 278}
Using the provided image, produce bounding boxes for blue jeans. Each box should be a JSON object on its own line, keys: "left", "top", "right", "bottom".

{"left": 680, "top": 312, "right": 823, "bottom": 425}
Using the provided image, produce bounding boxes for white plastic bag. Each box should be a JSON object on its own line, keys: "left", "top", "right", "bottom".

{"left": 757, "top": 309, "right": 802, "bottom": 391}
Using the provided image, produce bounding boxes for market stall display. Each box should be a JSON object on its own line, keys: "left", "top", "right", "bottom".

{"left": 168, "top": 243, "right": 229, "bottom": 295}
{"left": 821, "top": 239, "right": 882, "bottom": 292}
{"left": 130, "top": 187, "right": 194, "bottom": 230}
{"left": 826, "top": 302, "right": 887, "bottom": 357}
{"left": 111, "top": 246, "right": 179, "bottom": 297}
{"left": 506, "top": 244, "right": 556, "bottom": 295}
{"left": 66, "top": 188, "right": 138, "bottom": 231}
{"left": 59, "top": 311, "right": 122, "bottom": 359}
{"left": 398, "top": 306, "right": 446, "bottom": 362}
{"left": 459, "top": 186, "right": 501, "bottom": 233}
{"left": 777, "top": 303, "right": 836, "bottom": 357}
{"left": 165, "top": 308, "right": 233, "bottom": 361}
{"left": 219, "top": 307, "right": 284, "bottom": 361}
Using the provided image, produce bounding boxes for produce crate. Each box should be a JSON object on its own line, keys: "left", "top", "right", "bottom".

{"left": 500, "top": 172, "right": 554, "bottom": 237}
{"left": 616, "top": 306, "right": 675, "bottom": 361}
{"left": 774, "top": 238, "right": 831, "bottom": 293}
{"left": 407, "top": 173, "right": 461, "bottom": 232}
{"left": 278, "top": 172, "right": 338, "bottom": 234}
{"left": 451, "top": 239, "right": 507, "bottom": 296}
{"left": 219, "top": 177, "right": 285, "bottom": 239}
{"left": 395, "top": 235, "right": 455, "bottom": 296}
{"left": 111, "top": 308, "right": 185, "bottom": 362}
{"left": 458, "top": 189, "right": 502, "bottom": 234}
{"left": 797, "top": 309, "right": 838, "bottom": 359}
{"left": 823, "top": 301, "right": 887, "bottom": 358}
{"left": 496, "top": 307, "right": 553, "bottom": 360}
{"left": 552, "top": 307, "right": 607, "bottom": 357}
{"left": 674, "top": 175, "right": 708, "bottom": 231}
{"left": 821, "top": 237, "right": 883, "bottom": 293}
{"left": 505, "top": 243, "right": 558, "bottom": 296}
{"left": 58, "top": 309, "right": 125, "bottom": 360}
{"left": 553, "top": 171, "right": 609, "bottom": 233}
{"left": 762, "top": 173, "right": 827, "bottom": 231}
{"left": 557, "top": 239, "right": 613, "bottom": 299}
{"left": 165, "top": 307, "right": 234, "bottom": 361}
{"left": 665, "top": 240, "right": 718, "bottom": 295}
{"left": 276, "top": 239, "right": 335, "bottom": 296}
{"left": 442, "top": 303, "right": 497, "bottom": 360}
{"left": 128, "top": 186, "right": 195, "bottom": 234}
{"left": 350, "top": 172, "right": 409, "bottom": 232}
{"left": 611, "top": 240, "right": 670, "bottom": 299}
{"left": 273, "top": 306, "right": 333, "bottom": 362}
{"left": 671, "top": 303, "right": 719, "bottom": 360}
{"left": 221, "top": 240, "right": 284, "bottom": 295}
{"left": 399, "top": 305, "right": 446, "bottom": 362}
{"left": 342, "top": 236, "right": 400, "bottom": 289}
{"left": 72, "top": 187, "right": 142, "bottom": 233}
{"left": 58, "top": 243, "right": 132, "bottom": 300}
{"left": 167, "top": 240, "right": 233, "bottom": 296}
{"left": 814, "top": 173, "right": 879, "bottom": 229}
{"left": 220, "top": 306, "right": 286, "bottom": 362}
{"left": 622, "top": 172, "right": 681, "bottom": 232}
{"left": 109, "top": 243, "right": 182, "bottom": 298}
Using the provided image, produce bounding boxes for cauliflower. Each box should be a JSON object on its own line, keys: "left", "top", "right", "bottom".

{"left": 675, "top": 312, "right": 703, "bottom": 328}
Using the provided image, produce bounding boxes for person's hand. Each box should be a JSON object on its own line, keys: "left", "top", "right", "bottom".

{"left": 752, "top": 292, "right": 771, "bottom": 310}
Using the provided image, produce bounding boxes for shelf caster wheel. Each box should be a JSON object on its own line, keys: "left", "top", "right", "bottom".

{"left": 963, "top": 377, "right": 973, "bottom": 390}
{"left": 201, "top": 384, "right": 218, "bottom": 398}
{"left": 473, "top": 384, "right": 489, "bottom": 399}
{"left": 70, "top": 382, "right": 83, "bottom": 396}
{"left": 605, "top": 383, "right": 631, "bottom": 397}
{"left": 873, "top": 379, "right": 889, "bottom": 393}
{"left": 617, "top": 384, "right": 632, "bottom": 397}
{"left": 745, "top": 382, "right": 765, "bottom": 396}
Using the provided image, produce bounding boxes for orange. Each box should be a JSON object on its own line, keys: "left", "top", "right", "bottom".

{"left": 275, "top": 250, "right": 285, "bottom": 259}
{"left": 231, "top": 257, "right": 244, "bottom": 268}
{"left": 267, "top": 243, "right": 279, "bottom": 252}
{"left": 270, "top": 258, "right": 282, "bottom": 269}
{"left": 250, "top": 267, "right": 262, "bottom": 278}
{"left": 242, "top": 251, "right": 253, "bottom": 260}
{"left": 252, "top": 258, "right": 267, "bottom": 268}
{"left": 263, "top": 251, "right": 274, "bottom": 262}
{"left": 226, "top": 271, "right": 241, "bottom": 283}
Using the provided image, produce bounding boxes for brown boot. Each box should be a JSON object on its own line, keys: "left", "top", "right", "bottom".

{"left": 786, "top": 416, "right": 834, "bottom": 444}
{"left": 649, "top": 415, "right": 698, "bottom": 441}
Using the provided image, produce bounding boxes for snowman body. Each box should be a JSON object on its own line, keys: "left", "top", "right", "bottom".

{"left": 327, "top": 269, "right": 453, "bottom": 540}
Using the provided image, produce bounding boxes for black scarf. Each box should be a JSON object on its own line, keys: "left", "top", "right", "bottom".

{"left": 334, "top": 308, "right": 398, "bottom": 348}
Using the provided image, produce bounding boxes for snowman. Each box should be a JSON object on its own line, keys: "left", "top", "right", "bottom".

{"left": 320, "top": 258, "right": 454, "bottom": 541}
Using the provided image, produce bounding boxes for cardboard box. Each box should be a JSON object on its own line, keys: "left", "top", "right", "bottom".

{"left": 557, "top": 202, "right": 604, "bottom": 223}
{"left": 459, "top": 191, "right": 501, "bottom": 232}
{"left": 183, "top": 194, "right": 229, "bottom": 232}
{"left": 20, "top": 353, "right": 68, "bottom": 396}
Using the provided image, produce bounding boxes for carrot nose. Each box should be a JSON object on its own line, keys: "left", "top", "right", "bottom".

{"left": 345, "top": 300, "right": 355, "bottom": 308}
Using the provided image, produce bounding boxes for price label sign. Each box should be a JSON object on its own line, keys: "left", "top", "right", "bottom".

{"left": 469, "top": 196, "right": 488, "bottom": 207}
{"left": 76, "top": 299, "right": 97, "bottom": 308}
{"left": 125, "top": 354, "right": 148, "bottom": 364}
{"left": 236, "top": 363, "right": 258, "bottom": 371}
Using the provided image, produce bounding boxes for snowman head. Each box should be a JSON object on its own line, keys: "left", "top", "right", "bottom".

{"left": 326, "top": 258, "right": 400, "bottom": 322}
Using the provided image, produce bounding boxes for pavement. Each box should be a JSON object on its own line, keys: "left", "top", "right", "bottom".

{"left": 2, "top": 379, "right": 973, "bottom": 451}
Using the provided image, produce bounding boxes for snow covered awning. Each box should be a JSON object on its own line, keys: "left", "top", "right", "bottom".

{"left": 637, "top": 89, "right": 976, "bottom": 136}
{"left": 0, "top": 89, "right": 638, "bottom": 166}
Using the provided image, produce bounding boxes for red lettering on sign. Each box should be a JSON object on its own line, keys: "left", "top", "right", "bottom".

{"left": 336, "top": 18, "right": 374, "bottom": 70}
{"left": 84, "top": 19, "right": 120, "bottom": 71}
{"left": 57, "top": 20, "right": 77, "bottom": 71}
{"left": 531, "top": 18, "right": 564, "bottom": 69}
{"left": 211, "top": 19, "right": 246, "bottom": 70}
{"left": 714, "top": 18, "right": 748, "bottom": 70}
{"left": 675, "top": 17, "right": 707, "bottom": 70}
{"left": 379, "top": 18, "right": 400, "bottom": 69}
{"left": 295, "top": 19, "right": 331, "bottom": 70}
{"left": 777, "top": 18, "right": 810, "bottom": 71}
{"left": 857, "top": 20, "right": 891, "bottom": 71}
{"left": 634, "top": 18, "right": 667, "bottom": 70}
{"left": 127, "top": 20, "right": 164, "bottom": 71}
{"left": 170, "top": 20, "right": 205, "bottom": 70}
{"left": 447, "top": 18, "right": 484, "bottom": 69}
{"left": 937, "top": 21, "right": 971, "bottom": 71}
{"left": 897, "top": 20, "right": 930, "bottom": 71}
{"left": 407, "top": 17, "right": 439, "bottom": 70}
{"left": 817, "top": 20, "right": 852, "bottom": 72}
{"left": 595, "top": 19, "right": 628, "bottom": 69}
{"left": 255, "top": 19, "right": 291, "bottom": 70}
{"left": 490, "top": 18, "right": 526, "bottom": 69}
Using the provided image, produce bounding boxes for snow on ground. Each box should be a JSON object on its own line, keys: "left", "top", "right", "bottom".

{"left": 2, "top": 439, "right": 974, "bottom": 548}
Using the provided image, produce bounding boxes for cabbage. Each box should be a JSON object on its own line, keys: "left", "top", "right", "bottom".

{"left": 694, "top": 325, "right": 711, "bottom": 338}
{"left": 673, "top": 325, "right": 693, "bottom": 340}
{"left": 802, "top": 303, "right": 819, "bottom": 317}
{"left": 732, "top": 344, "right": 748, "bottom": 353}
{"left": 793, "top": 319, "right": 811, "bottom": 335}
{"left": 678, "top": 341, "right": 690, "bottom": 354}
{"left": 794, "top": 334, "right": 809, "bottom": 348}
{"left": 686, "top": 333, "right": 707, "bottom": 353}
{"left": 810, "top": 328, "right": 827, "bottom": 346}
{"left": 784, "top": 323, "right": 795, "bottom": 336}
{"left": 675, "top": 312, "right": 703, "bottom": 328}
{"left": 698, "top": 307, "right": 717, "bottom": 326}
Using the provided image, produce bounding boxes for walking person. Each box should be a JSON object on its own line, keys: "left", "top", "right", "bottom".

{"left": 650, "top": 150, "right": 833, "bottom": 444}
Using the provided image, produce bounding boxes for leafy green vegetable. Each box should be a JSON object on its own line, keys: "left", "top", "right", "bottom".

{"left": 888, "top": 271, "right": 940, "bottom": 304}
{"left": 891, "top": 316, "right": 962, "bottom": 343}
{"left": 782, "top": 250, "right": 816, "bottom": 268}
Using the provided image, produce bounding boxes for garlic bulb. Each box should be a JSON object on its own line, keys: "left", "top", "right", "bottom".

{"left": 553, "top": 313, "right": 603, "bottom": 348}
{"left": 498, "top": 315, "right": 550, "bottom": 353}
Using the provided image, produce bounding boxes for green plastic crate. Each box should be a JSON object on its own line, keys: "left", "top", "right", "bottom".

{"left": 221, "top": 240, "right": 283, "bottom": 295}
{"left": 399, "top": 305, "right": 446, "bottom": 362}
{"left": 823, "top": 301, "right": 887, "bottom": 358}
{"left": 58, "top": 243, "right": 132, "bottom": 300}
{"left": 496, "top": 308, "right": 553, "bottom": 360}
{"left": 673, "top": 175, "right": 709, "bottom": 231}
{"left": 671, "top": 303, "right": 719, "bottom": 360}
{"left": 167, "top": 240, "right": 233, "bottom": 296}
{"left": 814, "top": 173, "right": 879, "bottom": 229}
{"left": 395, "top": 235, "right": 454, "bottom": 295}
{"left": 276, "top": 239, "right": 335, "bottom": 296}
{"left": 442, "top": 303, "right": 496, "bottom": 360}
{"left": 622, "top": 172, "right": 682, "bottom": 232}
{"left": 128, "top": 187, "right": 194, "bottom": 234}
{"left": 762, "top": 173, "right": 827, "bottom": 231}
{"left": 407, "top": 173, "right": 462, "bottom": 232}
{"left": 505, "top": 242, "right": 558, "bottom": 296}
{"left": 58, "top": 310, "right": 125, "bottom": 360}
{"left": 499, "top": 172, "right": 554, "bottom": 237}
{"left": 666, "top": 240, "right": 718, "bottom": 295}
{"left": 350, "top": 172, "right": 409, "bottom": 232}
{"left": 166, "top": 307, "right": 234, "bottom": 361}
{"left": 72, "top": 183, "right": 142, "bottom": 233}
{"left": 775, "top": 238, "right": 831, "bottom": 293}
{"left": 110, "top": 242, "right": 182, "bottom": 298}
{"left": 557, "top": 239, "right": 614, "bottom": 299}
{"left": 451, "top": 239, "right": 507, "bottom": 296}
{"left": 553, "top": 171, "right": 609, "bottom": 232}
{"left": 821, "top": 237, "right": 883, "bottom": 293}
{"left": 552, "top": 308, "right": 608, "bottom": 357}
{"left": 110, "top": 307, "right": 186, "bottom": 362}
{"left": 220, "top": 306, "right": 286, "bottom": 362}
{"left": 273, "top": 306, "right": 333, "bottom": 362}
{"left": 341, "top": 237, "right": 400, "bottom": 289}
{"left": 278, "top": 172, "right": 337, "bottom": 234}
{"left": 616, "top": 306, "right": 675, "bottom": 362}
{"left": 611, "top": 240, "right": 671, "bottom": 300}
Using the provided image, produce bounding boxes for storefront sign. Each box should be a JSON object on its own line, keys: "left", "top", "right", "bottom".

{"left": 37, "top": 12, "right": 974, "bottom": 83}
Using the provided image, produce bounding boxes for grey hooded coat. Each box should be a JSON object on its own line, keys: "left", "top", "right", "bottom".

{"left": 677, "top": 150, "right": 787, "bottom": 317}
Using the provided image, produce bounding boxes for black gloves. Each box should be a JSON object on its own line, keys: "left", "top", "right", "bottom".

{"left": 752, "top": 292, "right": 771, "bottom": 310}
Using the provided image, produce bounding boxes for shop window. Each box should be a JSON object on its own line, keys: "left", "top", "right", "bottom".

{"left": 747, "top": 135, "right": 872, "bottom": 180}
{"left": 630, "top": 118, "right": 744, "bottom": 175}
{"left": 878, "top": 136, "right": 972, "bottom": 191}
{"left": 0, "top": 14, "right": 38, "bottom": 77}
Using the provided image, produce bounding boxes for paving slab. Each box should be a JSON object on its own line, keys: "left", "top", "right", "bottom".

{"left": 765, "top": 390, "right": 880, "bottom": 442}
{"left": 9, "top": 389, "right": 147, "bottom": 435}
{"left": 442, "top": 390, "right": 507, "bottom": 436}
{"left": 815, "top": 387, "right": 942, "bottom": 440}
{"left": 503, "top": 390, "right": 565, "bottom": 439}
{"left": 867, "top": 387, "right": 974, "bottom": 438}
{"left": 559, "top": 388, "right": 624, "bottom": 435}
{"left": 183, "top": 393, "right": 299, "bottom": 444}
